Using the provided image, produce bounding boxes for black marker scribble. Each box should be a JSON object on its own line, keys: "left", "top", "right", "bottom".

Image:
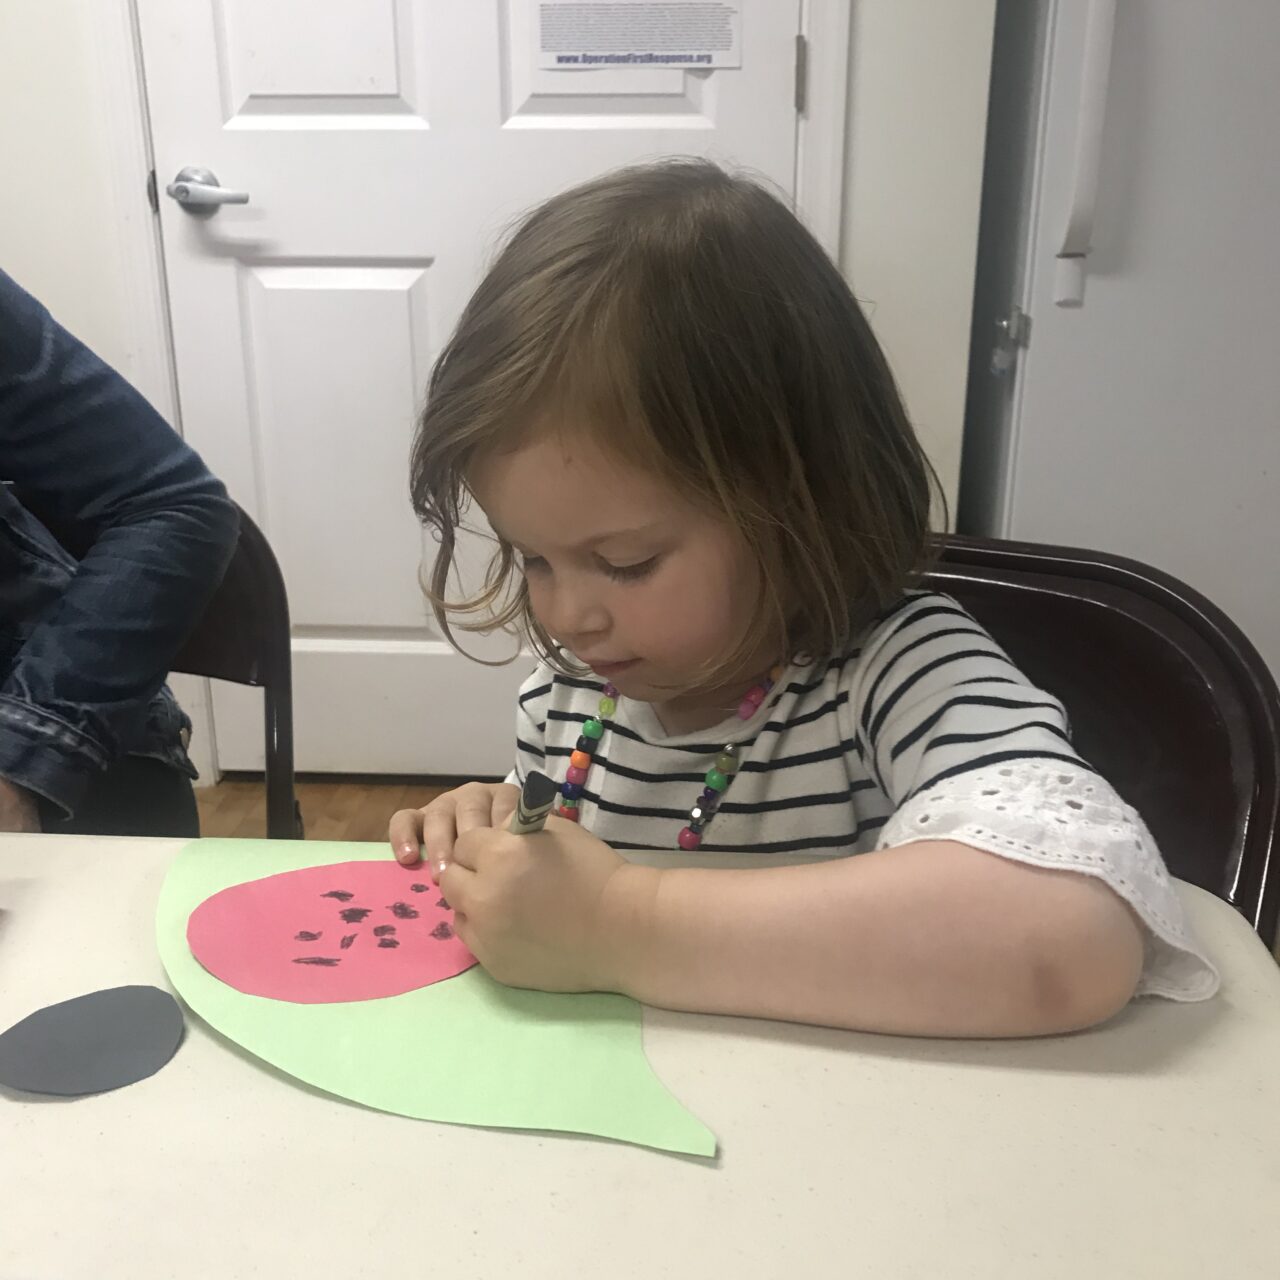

{"left": 372, "top": 924, "right": 396, "bottom": 937}
{"left": 339, "top": 933, "right": 357, "bottom": 949}
{"left": 435, "top": 898, "right": 449, "bottom": 910}
{"left": 409, "top": 883, "right": 429, "bottom": 893}
{"left": 430, "top": 922, "right": 454, "bottom": 941}
{"left": 321, "top": 890, "right": 354, "bottom": 902}
{"left": 377, "top": 937, "right": 400, "bottom": 949}
{"left": 389, "top": 902, "right": 419, "bottom": 920}
{"left": 294, "top": 930, "right": 322, "bottom": 941}
{"left": 339, "top": 907, "right": 372, "bottom": 924}
{"left": 293, "top": 956, "right": 340, "bottom": 966}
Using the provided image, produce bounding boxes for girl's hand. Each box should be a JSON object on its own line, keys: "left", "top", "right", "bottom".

{"left": 441, "top": 817, "right": 649, "bottom": 993}
{"left": 387, "top": 781, "right": 520, "bottom": 879}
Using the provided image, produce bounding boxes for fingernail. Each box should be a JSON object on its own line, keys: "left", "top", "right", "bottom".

{"left": 435, "top": 860, "right": 447, "bottom": 879}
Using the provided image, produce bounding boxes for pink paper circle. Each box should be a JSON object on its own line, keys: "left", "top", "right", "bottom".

{"left": 187, "top": 860, "right": 476, "bottom": 1003}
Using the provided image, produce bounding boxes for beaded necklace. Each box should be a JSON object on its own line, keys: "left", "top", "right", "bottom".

{"left": 554, "top": 663, "right": 785, "bottom": 850}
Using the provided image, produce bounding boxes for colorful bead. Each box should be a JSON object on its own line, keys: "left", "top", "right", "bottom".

{"left": 738, "top": 683, "right": 768, "bottom": 719}
{"left": 559, "top": 671, "right": 772, "bottom": 849}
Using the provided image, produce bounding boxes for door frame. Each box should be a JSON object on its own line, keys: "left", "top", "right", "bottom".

{"left": 798, "top": 0, "right": 854, "bottom": 258}
{"left": 95, "top": 0, "right": 855, "bottom": 780}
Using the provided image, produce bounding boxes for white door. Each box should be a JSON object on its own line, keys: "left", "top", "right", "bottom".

{"left": 137, "top": 0, "right": 804, "bottom": 776}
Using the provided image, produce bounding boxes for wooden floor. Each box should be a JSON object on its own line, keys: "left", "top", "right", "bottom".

{"left": 196, "top": 777, "right": 451, "bottom": 842}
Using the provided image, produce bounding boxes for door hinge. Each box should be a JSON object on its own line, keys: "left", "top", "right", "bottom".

{"left": 146, "top": 168, "right": 159, "bottom": 214}
{"left": 794, "top": 33, "right": 808, "bottom": 115}
{"left": 990, "top": 305, "right": 1031, "bottom": 375}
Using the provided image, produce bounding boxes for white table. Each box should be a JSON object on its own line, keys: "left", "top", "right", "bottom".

{"left": 2, "top": 834, "right": 1279, "bottom": 1279}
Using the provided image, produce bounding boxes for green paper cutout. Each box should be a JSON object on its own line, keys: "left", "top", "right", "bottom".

{"left": 156, "top": 839, "right": 715, "bottom": 1156}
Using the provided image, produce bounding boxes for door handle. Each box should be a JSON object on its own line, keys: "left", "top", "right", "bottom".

{"left": 166, "top": 167, "right": 250, "bottom": 217}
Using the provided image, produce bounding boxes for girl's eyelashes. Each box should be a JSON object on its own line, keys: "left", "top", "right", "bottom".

{"left": 600, "top": 555, "right": 660, "bottom": 583}
{"left": 517, "top": 552, "right": 661, "bottom": 583}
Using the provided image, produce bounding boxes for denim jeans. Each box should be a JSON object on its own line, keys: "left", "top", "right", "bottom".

{"left": 1, "top": 267, "right": 239, "bottom": 817}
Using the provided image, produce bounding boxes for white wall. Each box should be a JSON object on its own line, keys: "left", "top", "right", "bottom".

{"left": 841, "top": 0, "right": 998, "bottom": 523}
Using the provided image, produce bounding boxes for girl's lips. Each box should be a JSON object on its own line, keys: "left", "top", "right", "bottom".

{"left": 587, "top": 658, "right": 640, "bottom": 677}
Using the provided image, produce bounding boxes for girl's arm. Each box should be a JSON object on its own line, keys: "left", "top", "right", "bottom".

{"left": 603, "top": 839, "right": 1144, "bottom": 1036}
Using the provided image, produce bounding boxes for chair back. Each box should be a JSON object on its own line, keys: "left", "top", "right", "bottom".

{"left": 927, "top": 534, "right": 1280, "bottom": 944}
{"left": 173, "top": 506, "right": 299, "bottom": 839}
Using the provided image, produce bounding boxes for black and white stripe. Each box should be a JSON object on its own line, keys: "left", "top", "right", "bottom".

{"left": 509, "top": 590, "right": 1085, "bottom": 857}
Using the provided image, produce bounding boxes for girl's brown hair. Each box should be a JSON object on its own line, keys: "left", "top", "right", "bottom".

{"left": 410, "top": 158, "right": 938, "bottom": 680}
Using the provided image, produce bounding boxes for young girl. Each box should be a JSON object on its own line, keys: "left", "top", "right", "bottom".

{"left": 389, "top": 159, "right": 1216, "bottom": 1036}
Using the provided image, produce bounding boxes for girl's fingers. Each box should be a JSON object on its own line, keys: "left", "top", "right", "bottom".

{"left": 388, "top": 808, "right": 426, "bottom": 865}
{"left": 394, "top": 784, "right": 511, "bottom": 878}
{"left": 421, "top": 802, "right": 461, "bottom": 880}
{"left": 490, "top": 784, "right": 521, "bottom": 828}
{"left": 438, "top": 862, "right": 476, "bottom": 917}
{"left": 454, "top": 783, "right": 499, "bottom": 836}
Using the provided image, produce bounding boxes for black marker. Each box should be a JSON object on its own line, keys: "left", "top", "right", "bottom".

{"left": 507, "top": 770, "right": 560, "bottom": 835}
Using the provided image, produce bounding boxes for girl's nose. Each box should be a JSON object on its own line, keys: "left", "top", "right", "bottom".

{"left": 536, "top": 573, "right": 610, "bottom": 647}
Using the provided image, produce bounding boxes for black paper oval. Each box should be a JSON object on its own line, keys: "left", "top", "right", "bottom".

{"left": 0, "top": 985, "right": 184, "bottom": 1097}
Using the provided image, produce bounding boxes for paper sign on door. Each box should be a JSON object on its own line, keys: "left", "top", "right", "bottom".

{"left": 538, "top": 1, "right": 743, "bottom": 70}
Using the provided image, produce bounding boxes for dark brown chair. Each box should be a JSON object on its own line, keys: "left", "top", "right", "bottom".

{"left": 926, "top": 534, "right": 1280, "bottom": 947}
{"left": 173, "top": 506, "right": 302, "bottom": 839}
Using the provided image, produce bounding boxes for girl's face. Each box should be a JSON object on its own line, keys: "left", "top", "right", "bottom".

{"left": 472, "top": 430, "right": 776, "bottom": 726}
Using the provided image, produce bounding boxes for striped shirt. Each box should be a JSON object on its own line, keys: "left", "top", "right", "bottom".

{"left": 507, "top": 588, "right": 1218, "bottom": 999}
{"left": 510, "top": 590, "right": 1081, "bottom": 857}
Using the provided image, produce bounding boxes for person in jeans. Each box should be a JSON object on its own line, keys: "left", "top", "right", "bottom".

{"left": 1, "top": 268, "right": 239, "bottom": 836}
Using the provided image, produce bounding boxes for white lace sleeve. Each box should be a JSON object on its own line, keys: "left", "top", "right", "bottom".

{"left": 879, "top": 760, "right": 1219, "bottom": 1001}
